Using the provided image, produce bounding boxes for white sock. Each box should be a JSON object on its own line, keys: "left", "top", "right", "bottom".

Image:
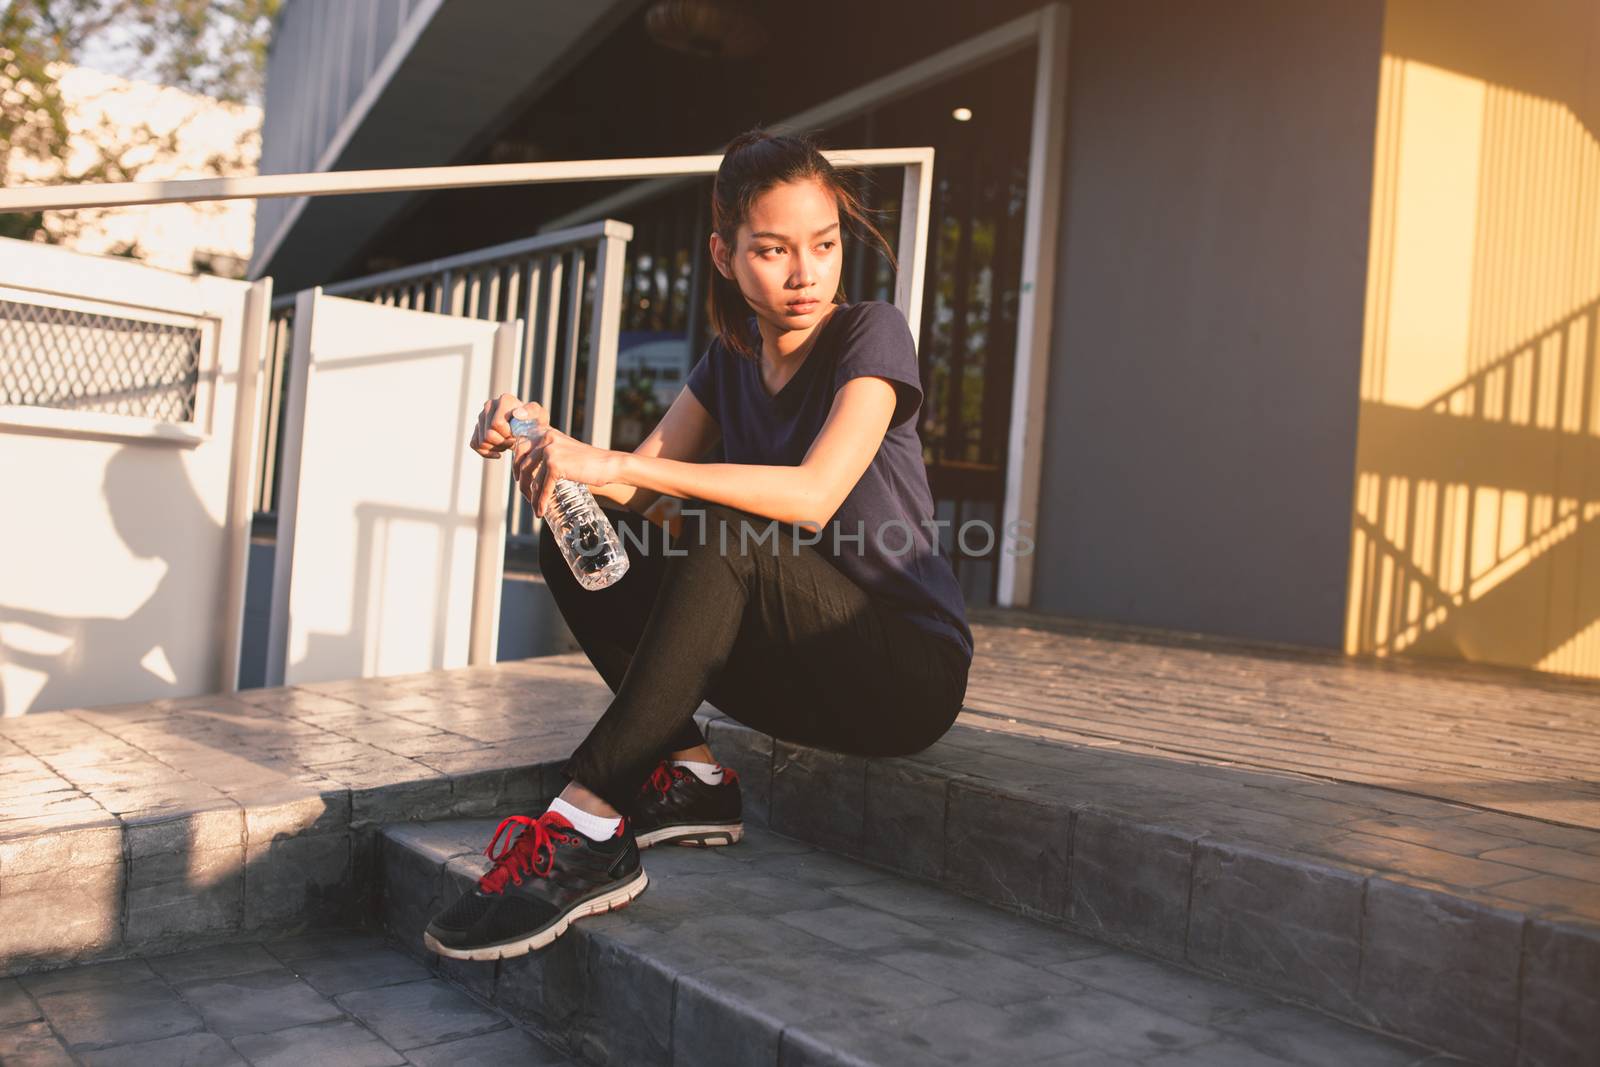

{"left": 548, "top": 795, "right": 621, "bottom": 841}
{"left": 671, "top": 759, "right": 724, "bottom": 785}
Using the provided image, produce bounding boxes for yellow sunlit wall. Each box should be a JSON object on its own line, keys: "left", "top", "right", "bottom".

{"left": 1347, "top": 0, "right": 1600, "bottom": 677}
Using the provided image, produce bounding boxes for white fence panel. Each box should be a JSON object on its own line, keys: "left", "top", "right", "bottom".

{"left": 0, "top": 238, "right": 263, "bottom": 715}
{"left": 266, "top": 290, "right": 514, "bottom": 686}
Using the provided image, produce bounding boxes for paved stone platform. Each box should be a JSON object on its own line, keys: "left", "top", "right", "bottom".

{"left": 3, "top": 611, "right": 1597, "bottom": 1064}
{"left": 379, "top": 818, "right": 1458, "bottom": 1067}
{"left": 963, "top": 607, "right": 1600, "bottom": 828}
{"left": 0, "top": 928, "right": 573, "bottom": 1065}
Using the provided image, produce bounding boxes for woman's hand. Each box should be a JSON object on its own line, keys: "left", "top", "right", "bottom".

{"left": 470, "top": 393, "right": 547, "bottom": 459}
{"left": 511, "top": 422, "right": 622, "bottom": 519}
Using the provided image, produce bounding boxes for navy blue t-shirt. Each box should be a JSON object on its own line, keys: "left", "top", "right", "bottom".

{"left": 685, "top": 300, "right": 974, "bottom": 662}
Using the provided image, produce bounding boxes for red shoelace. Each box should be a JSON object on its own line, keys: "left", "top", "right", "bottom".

{"left": 478, "top": 811, "right": 579, "bottom": 894}
{"left": 640, "top": 760, "right": 740, "bottom": 797}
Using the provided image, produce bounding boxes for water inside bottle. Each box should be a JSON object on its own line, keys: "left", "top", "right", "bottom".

{"left": 508, "top": 415, "right": 630, "bottom": 590}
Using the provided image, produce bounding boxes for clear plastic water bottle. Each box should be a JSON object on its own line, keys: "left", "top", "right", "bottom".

{"left": 509, "top": 415, "right": 630, "bottom": 591}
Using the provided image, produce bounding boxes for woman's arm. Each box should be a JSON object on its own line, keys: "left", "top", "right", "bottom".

{"left": 590, "top": 385, "right": 722, "bottom": 514}
{"left": 614, "top": 375, "right": 897, "bottom": 528}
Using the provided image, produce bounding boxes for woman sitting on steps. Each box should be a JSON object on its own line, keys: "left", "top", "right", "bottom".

{"left": 424, "top": 126, "right": 974, "bottom": 962}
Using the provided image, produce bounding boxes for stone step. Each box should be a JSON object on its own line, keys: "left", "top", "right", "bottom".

{"left": 692, "top": 714, "right": 1600, "bottom": 1067}
{"left": 377, "top": 818, "right": 1455, "bottom": 1067}
{"left": 0, "top": 662, "right": 616, "bottom": 972}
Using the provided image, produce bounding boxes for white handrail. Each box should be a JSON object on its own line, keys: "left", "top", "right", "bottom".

{"left": 0, "top": 148, "right": 934, "bottom": 213}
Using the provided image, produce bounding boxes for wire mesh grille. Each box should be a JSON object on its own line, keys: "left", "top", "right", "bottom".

{"left": 0, "top": 299, "right": 202, "bottom": 422}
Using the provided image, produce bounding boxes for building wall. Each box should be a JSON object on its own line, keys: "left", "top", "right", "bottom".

{"left": 1345, "top": 0, "right": 1600, "bottom": 677}
{"left": 255, "top": 0, "right": 437, "bottom": 267}
{"left": 1031, "top": 0, "right": 1385, "bottom": 649}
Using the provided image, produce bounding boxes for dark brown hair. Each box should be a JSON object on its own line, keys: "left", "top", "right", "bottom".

{"left": 707, "top": 127, "right": 898, "bottom": 361}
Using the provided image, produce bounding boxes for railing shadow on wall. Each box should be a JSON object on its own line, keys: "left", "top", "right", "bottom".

{"left": 1346, "top": 6, "right": 1600, "bottom": 680}
{"left": 1348, "top": 299, "right": 1600, "bottom": 676}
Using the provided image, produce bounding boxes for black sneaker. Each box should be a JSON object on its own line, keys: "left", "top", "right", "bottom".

{"left": 422, "top": 810, "right": 647, "bottom": 960}
{"left": 626, "top": 759, "right": 743, "bottom": 849}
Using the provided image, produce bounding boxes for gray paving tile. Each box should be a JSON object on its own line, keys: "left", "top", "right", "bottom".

{"left": 774, "top": 904, "right": 947, "bottom": 953}
{"left": 1356, "top": 877, "right": 1521, "bottom": 1065}
{"left": 122, "top": 803, "right": 243, "bottom": 858}
{"left": 335, "top": 978, "right": 506, "bottom": 1051}
{"left": 874, "top": 941, "right": 1086, "bottom": 1008}
{"left": 0, "top": 867, "right": 125, "bottom": 965}
{"left": 144, "top": 943, "right": 287, "bottom": 985}
{"left": 79, "top": 1030, "right": 246, "bottom": 1066}
{"left": 770, "top": 743, "right": 867, "bottom": 855}
{"left": 862, "top": 756, "right": 949, "bottom": 881}
{"left": 1215, "top": 1002, "right": 1434, "bottom": 1067}
{"left": 229, "top": 1019, "right": 406, "bottom": 1067}
{"left": 739, "top": 846, "right": 899, "bottom": 889}
{"left": 701, "top": 825, "right": 814, "bottom": 863}
{"left": 0, "top": 978, "right": 41, "bottom": 1028}
{"left": 1020, "top": 1049, "right": 1144, "bottom": 1067}
{"left": 580, "top": 935, "right": 674, "bottom": 1066}
{"left": 125, "top": 844, "right": 245, "bottom": 944}
{"left": 244, "top": 833, "right": 353, "bottom": 930}
{"left": 0, "top": 809, "right": 121, "bottom": 849}
{"left": 944, "top": 780, "right": 1071, "bottom": 921}
{"left": 36, "top": 979, "right": 204, "bottom": 1052}
{"left": 1186, "top": 838, "right": 1365, "bottom": 1016}
{"left": 494, "top": 933, "right": 587, "bottom": 1035}
{"left": 673, "top": 952, "right": 960, "bottom": 1066}
{"left": 780, "top": 995, "right": 1094, "bottom": 1067}
{"left": 1000, "top": 989, "right": 1221, "bottom": 1059}
{"left": 827, "top": 877, "right": 1108, "bottom": 968}
{"left": 1518, "top": 917, "right": 1600, "bottom": 1067}
{"left": 1067, "top": 810, "right": 1195, "bottom": 955}
{"left": 1143, "top": 1035, "right": 1315, "bottom": 1066}
{"left": 404, "top": 1025, "right": 573, "bottom": 1066}
{"left": 0, "top": 1020, "right": 74, "bottom": 1066}
{"left": 1045, "top": 952, "right": 1277, "bottom": 1029}
{"left": 288, "top": 944, "right": 430, "bottom": 996}
{"left": 236, "top": 783, "right": 352, "bottom": 843}
{"left": 18, "top": 959, "right": 155, "bottom": 999}
{"left": 649, "top": 907, "right": 853, "bottom": 964}
{"left": 179, "top": 970, "right": 341, "bottom": 1038}
{"left": 262, "top": 929, "right": 386, "bottom": 961}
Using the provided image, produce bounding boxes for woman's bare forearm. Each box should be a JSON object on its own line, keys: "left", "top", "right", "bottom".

{"left": 614, "top": 453, "right": 824, "bottom": 527}
{"left": 591, "top": 479, "right": 661, "bottom": 514}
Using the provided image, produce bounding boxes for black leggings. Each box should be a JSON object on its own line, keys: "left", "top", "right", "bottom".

{"left": 542, "top": 499, "right": 970, "bottom": 811}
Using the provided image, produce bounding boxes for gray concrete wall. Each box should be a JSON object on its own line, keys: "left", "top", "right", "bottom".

{"left": 1030, "top": 0, "right": 1385, "bottom": 649}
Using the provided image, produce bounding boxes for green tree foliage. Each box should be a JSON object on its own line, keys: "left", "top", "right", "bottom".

{"left": 0, "top": 0, "right": 278, "bottom": 243}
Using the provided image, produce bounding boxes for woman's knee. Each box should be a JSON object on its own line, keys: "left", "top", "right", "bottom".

{"left": 676, "top": 500, "right": 784, "bottom": 564}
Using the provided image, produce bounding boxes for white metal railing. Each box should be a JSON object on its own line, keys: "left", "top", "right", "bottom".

{"left": 257, "top": 219, "right": 633, "bottom": 553}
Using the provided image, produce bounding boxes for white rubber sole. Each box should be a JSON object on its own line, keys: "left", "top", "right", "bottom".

{"left": 635, "top": 822, "right": 744, "bottom": 849}
{"left": 423, "top": 867, "right": 649, "bottom": 961}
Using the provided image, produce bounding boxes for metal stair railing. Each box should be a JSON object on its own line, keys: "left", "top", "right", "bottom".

{"left": 257, "top": 219, "right": 634, "bottom": 553}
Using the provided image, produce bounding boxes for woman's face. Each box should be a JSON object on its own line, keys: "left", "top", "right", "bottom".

{"left": 712, "top": 177, "right": 842, "bottom": 330}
